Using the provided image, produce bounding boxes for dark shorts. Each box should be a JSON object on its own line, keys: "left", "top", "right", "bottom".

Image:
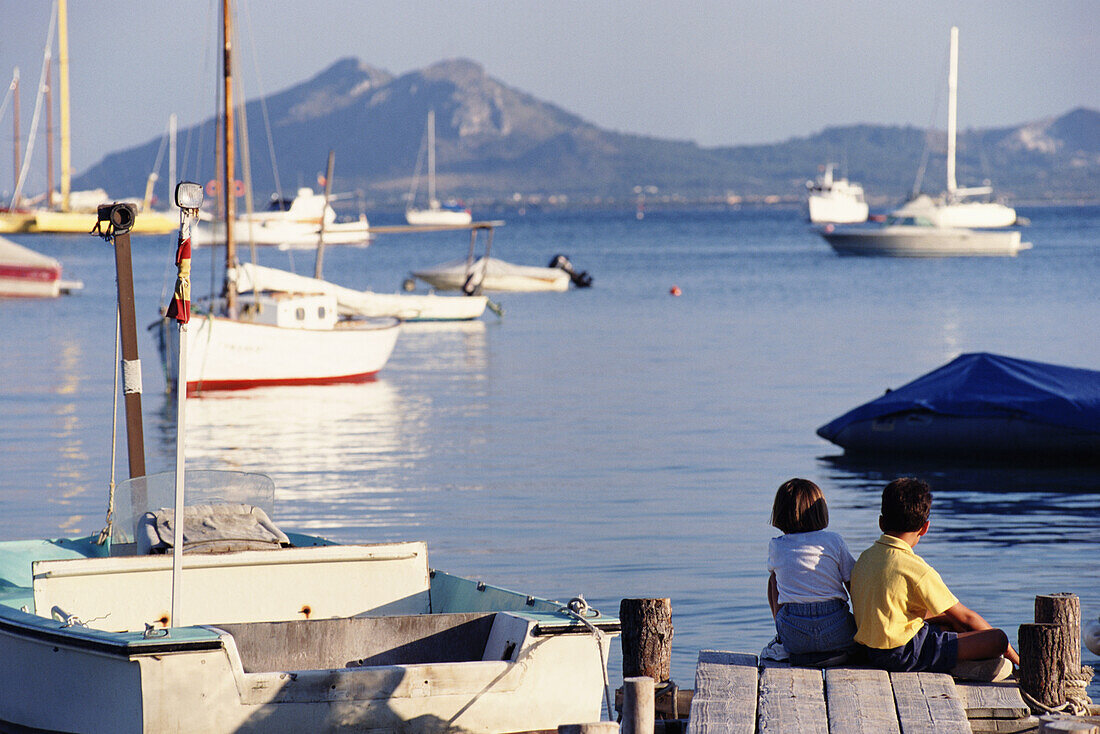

{"left": 859, "top": 622, "right": 959, "bottom": 673}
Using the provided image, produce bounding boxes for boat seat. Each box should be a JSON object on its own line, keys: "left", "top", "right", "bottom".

{"left": 136, "top": 503, "right": 290, "bottom": 555}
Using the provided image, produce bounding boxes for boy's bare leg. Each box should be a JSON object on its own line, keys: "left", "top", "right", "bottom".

{"left": 957, "top": 628, "right": 1020, "bottom": 666}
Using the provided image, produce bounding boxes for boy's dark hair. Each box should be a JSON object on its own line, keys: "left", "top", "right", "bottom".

{"left": 880, "top": 477, "right": 932, "bottom": 533}
{"left": 771, "top": 478, "right": 829, "bottom": 534}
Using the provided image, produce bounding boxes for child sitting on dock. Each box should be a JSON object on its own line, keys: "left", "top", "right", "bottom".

{"left": 766, "top": 478, "right": 858, "bottom": 666}
{"left": 850, "top": 477, "right": 1019, "bottom": 681}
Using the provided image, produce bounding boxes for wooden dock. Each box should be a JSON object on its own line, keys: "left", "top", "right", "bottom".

{"left": 686, "top": 651, "right": 1035, "bottom": 734}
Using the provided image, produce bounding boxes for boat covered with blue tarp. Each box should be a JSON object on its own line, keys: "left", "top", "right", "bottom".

{"left": 817, "top": 353, "right": 1100, "bottom": 460}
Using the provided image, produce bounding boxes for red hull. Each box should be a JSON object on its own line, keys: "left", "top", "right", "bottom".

{"left": 186, "top": 370, "right": 380, "bottom": 395}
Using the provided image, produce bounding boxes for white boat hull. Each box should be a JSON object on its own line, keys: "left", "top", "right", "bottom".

{"left": 0, "top": 535, "right": 616, "bottom": 733}
{"left": 160, "top": 313, "right": 400, "bottom": 393}
{"left": 808, "top": 194, "right": 869, "bottom": 224}
{"left": 414, "top": 257, "right": 570, "bottom": 293}
{"left": 193, "top": 219, "right": 372, "bottom": 249}
{"left": 0, "top": 236, "right": 62, "bottom": 297}
{"left": 405, "top": 207, "right": 473, "bottom": 226}
{"left": 234, "top": 263, "right": 487, "bottom": 321}
{"left": 821, "top": 225, "right": 1030, "bottom": 257}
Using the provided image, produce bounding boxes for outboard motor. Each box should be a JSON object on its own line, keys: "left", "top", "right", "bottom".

{"left": 548, "top": 254, "right": 593, "bottom": 288}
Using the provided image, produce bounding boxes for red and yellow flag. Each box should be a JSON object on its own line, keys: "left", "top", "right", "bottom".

{"left": 165, "top": 227, "right": 191, "bottom": 323}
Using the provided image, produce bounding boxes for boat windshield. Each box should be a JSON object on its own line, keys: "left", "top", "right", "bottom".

{"left": 110, "top": 470, "right": 276, "bottom": 546}
{"left": 886, "top": 215, "right": 935, "bottom": 227}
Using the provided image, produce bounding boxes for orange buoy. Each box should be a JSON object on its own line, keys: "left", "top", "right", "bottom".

{"left": 669, "top": 286, "right": 682, "bottom": 296}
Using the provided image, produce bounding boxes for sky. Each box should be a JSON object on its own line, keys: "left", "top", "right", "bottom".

{"left": 1, "top": 0, "right": 1097, "bottom": 193}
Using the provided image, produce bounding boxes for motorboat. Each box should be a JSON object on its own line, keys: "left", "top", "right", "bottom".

{"left": 817, "top": 353, "right": 1100, "bottom": 461}
{"left": 819, "top": 214, "right": 1030, "bottom": 257}
{"left": 806, "top": 163, "right": 869, "bottom": 224}
{"left": 155, "top": 5, "right": 397, "bottom": 395}
{"left": 0, "top": 470, "right": 617, "bottom": 733}
{"left": 193, "top": 188, "right": 372, "bottom": 249}
{"left": 891, "top": 27, "right": 1019, "bottom": 228}
{"left": 0, "top": 235, "right": 61, "bottom": 297}
{"left": 233, "top": 261, "right": 488, "bottom": 322}
{"left": 405, "top": 109, "right": 473, "bottom": 226}
{"left": 415, "top": 256, "right": 573, "bottom": 293}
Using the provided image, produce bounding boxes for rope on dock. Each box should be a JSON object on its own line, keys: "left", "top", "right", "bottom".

{"left": 561, "top": 596, "right": 614, "bottom": 722}
{"left": 1022, "top": 665, "right": 1094, "bottom": 716}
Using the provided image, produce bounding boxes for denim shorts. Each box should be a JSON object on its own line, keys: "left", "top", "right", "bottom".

{"left": 775, "top": 598, "right": 857, "bottom": 656}
{"left": 859, "top": 622, "right": 958, "bottom": 673}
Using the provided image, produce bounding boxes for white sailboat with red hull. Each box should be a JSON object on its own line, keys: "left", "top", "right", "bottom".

{"left": 157, "top": 0, "right": 399, "bottom": 394}
{"left": 0, "top": 235, "right": 61, "bottom": 297}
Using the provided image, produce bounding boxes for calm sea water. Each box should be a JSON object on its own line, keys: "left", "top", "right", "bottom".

{"left": 2, "top": 205, "right": 1098, "bottom": 696}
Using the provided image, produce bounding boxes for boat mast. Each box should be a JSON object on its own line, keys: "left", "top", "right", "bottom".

{"left": 10, "top": 68, "right": 18, "bottom": 202}
{"left": 222, "top": 0, "right": 237, "bottom": 315}
{"left": 45, "top": 56, "right": 54, "bottom": 209}
{"left": 427, "top": 108, "right": 436, "bottom": 206}
{"left": 946, "top": 26, "right": 958, "bottom": 199}
{"left": 57, "top": 0, "right": 70, "bottom": 211}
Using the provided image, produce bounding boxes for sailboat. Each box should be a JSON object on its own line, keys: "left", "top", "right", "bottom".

{"left": 156, "top": 0, "right": 399, "bottom": 393}
{"left": 4, "top": 1, "right": 176, "bottom": 235}
{"left": 890, "top": 27, "right": 1018, "bottom": 228}
{"left": 405, "top": 109, "right": 473, "bottom": 226}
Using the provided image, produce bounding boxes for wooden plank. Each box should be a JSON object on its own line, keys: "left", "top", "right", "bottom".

{"left": 968, "top": 716, "right": 1040, "bottom": 733}
{"left": 758, "top": 666, "right": 827, "bottom": 734}
{"left": 686, "top": 650, "right": 757, "bottom": 734}
{"left": 891, "top": 671, "right": 971, "bottom": 734}
{"left": 825, "top": 667, "right": 902, "bottom": 734}
{"left": 955, "top": 681, "right": 1031, "bottom": 720}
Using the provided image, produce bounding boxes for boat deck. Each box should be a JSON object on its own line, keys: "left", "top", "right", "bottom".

{"left": 686, "top": 651, "right": 1036, "bottom": 733}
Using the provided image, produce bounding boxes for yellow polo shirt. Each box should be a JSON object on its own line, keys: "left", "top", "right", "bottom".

{"left": 850, "top": 534, "right": 958, "bottom": 649}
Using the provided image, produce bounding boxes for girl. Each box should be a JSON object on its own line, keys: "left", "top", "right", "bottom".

{"left": 766, "top": 478, "right": 857, "bottom": 665}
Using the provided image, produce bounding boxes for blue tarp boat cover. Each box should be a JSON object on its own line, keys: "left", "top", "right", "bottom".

{"left": 818, "top": 353, "right": 1100, "bottom": 441}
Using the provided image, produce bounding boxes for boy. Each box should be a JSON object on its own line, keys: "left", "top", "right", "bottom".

{"left": 850, "top": 477, "right": 1019, "bottom": 680}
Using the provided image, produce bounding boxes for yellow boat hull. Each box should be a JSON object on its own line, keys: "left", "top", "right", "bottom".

{"left": 0, "top": 212, "right": 34, "bottom": 234}
{"left": 32, "top": 209, "right": 178, "bottom": 235}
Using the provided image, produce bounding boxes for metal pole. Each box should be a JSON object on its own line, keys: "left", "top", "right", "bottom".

{"left": 170, "top": 213, "right": 192, "bottom": 629}
{"left": 313, "top": 150, "right": 335, "bottom": 280}
{"left": 222, "top": 0, "right": 237, "bottom": 316}
{"left": 111, "top": 227, "right": 146, "bottom": 479}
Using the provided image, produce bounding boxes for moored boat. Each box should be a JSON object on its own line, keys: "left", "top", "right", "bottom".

{"left": 817, "top": 353, "right": 1100, "bottom": 461}
{"left": 0, "top": 469, "right": 618, "bottom": 732}
{"left": 0, "top": 235, "right": 61, "bottom": 297}
{"left": 193, "top": 188, "right": 372, "bottom": 249}
{"left": 806, "top": 163, "right": 869, "bottom": 224}
{"left": 819, "top": 215, "right": 1030, "bottom": 257}
{"left": 415, "top": 256, "right": 572, "bottom": 292}
{"left": 233, "top": 261, "right": 488, "bottom": 322}
{"left": 890, "top": 27, "right": 1019, "bottom": 229}
{"left": 405, "top": 109, "right": 473, "bottom": 226}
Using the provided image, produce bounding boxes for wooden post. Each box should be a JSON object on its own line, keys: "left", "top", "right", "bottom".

{"left": 620, "top": 598, "right": 672, "bottom": 682}
{"left": 622, "top": 676, "right": 655, "bottom": 734}
{"left": 558, "top": 724, "right": 619, "bottom": 734}
{"left": 1035, "top": 593, "right": 1081, "bottom": 676}
{"left": 1019, "top": 623, "right": 1065, "bottom": 709}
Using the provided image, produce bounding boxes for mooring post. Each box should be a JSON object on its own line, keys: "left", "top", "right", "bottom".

{"left": 622, "top": 676, "right": 655, "bottom": 734}
{"left": 1020, "top": 622, "right": 1066, "bottom": 710}
{"left": 620, "top": 598, "right": 673, "bottom": 682}
{"left": 558, "top": 723, "right": 619, "bottom": 734}
{"left": 1035, "top": 593, "right": 1082, "bottom": 678}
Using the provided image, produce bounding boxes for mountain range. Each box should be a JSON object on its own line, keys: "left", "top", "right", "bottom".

{"left": 76, "top": 58, "right": 1100, "bottom": 207}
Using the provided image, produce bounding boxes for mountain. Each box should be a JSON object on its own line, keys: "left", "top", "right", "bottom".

{"left": 76, "top": 58, "right": 1100, "bottom": 206}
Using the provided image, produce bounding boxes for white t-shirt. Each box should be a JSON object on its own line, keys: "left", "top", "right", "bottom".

{"left": 767, "top": 529, "right": 855, "bottom": 605}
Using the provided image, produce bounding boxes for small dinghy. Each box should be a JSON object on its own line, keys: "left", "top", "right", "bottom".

{"left": 817, "top": 353, "right": 1100, "bottom": 461}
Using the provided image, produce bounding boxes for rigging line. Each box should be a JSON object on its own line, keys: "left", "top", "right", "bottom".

{"left": 181, "top": 0, "right": 218, "bottom": 185}
{"left": 911, "top": 48, "right": 950, "bottom": 199}
{"left": 149, "top": 120, "right": 171, "bottom": 182}
{"left": 231, "top": 22, "right": 260, "bottom": 279}
{"left": 406, "top": 123, "right": 429, "bottom": 206}
{"left": 0, "top": 70, "right": 17, "bottom": 136}
{"left": 9, "top": 0, "right": 58, "bottom": 209}
{"left": 240, "top": 0, "right": 284, "bottom": 205}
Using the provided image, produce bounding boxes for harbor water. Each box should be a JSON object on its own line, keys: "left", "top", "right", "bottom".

{"left": 1, "top": 205, "right": 1098, "bottom": 696}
